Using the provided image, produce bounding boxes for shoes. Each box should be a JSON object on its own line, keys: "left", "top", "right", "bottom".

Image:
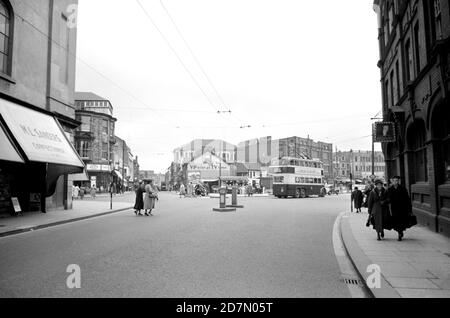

{"left": 381, "top": 231, "right": 385, "bottom": 238}
{"left": 377, "top": 233, "right": 381, "bottom": 241}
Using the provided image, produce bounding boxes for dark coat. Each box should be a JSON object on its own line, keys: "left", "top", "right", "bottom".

{"left": 134, "top": 187, "right": 144, "bottom": 210}
{"left": 368, "top": 188, "right": 392, "bottom": 232}
{"left": 352, "top": 190, "right": 364, "bottom": 209}
{"left": 387, "top": 185, "right": 412, "bottom": 232}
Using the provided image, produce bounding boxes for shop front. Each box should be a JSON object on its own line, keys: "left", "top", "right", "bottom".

{"left": 0, "top": 98, "right": 85, "bottom": 215}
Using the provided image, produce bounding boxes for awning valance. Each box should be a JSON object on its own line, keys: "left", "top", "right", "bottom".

{"left": 0, "top": 122, "right": 24, "bottom": 163}
{"left": 113, "top": 170, "right": 123, "bottom": 180}
{"left": 68, "top": 171, "right": 89, "bottom": 181}
{"left": 0, "top": 98, "right": 84, "bottom": 168}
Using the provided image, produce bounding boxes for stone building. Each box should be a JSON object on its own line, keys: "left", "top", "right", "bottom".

{"left": 74, "top": 92, "right": 117, "bottom": 192}
{"left": 374, "top": 0, "right": 450, "bottom": 236}
{"left": 0, "top": 0, "right": 83, "bottom": 215}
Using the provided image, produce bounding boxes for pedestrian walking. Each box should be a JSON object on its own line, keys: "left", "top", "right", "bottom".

{"left": 362, "top": 181, "right": 374, "bottom": 208}
{"left": 79, "top": 187, "right": 85, "bottom": 200}
{"left": 134, "top": 182, "right": 145, "bottom": 216}
{"left": 90, "top": 186, "right": 97, "bottom": 199}
{"left": 367, "top": 179, "right": 392, "bottom": 241}
{"left": 351, "top": 187, "right": 364, "bottom": 213}
{"left": 387, "top": 176, "right": 414, "bottom": 241}
{"left": 179, "top": 183, "right": 186, "bottom": 198}
{"left": 144, "top": 180, "right": 157, "bottom": 216}
{"left": 72, "top": 185, "right": 79, "bottom": 200}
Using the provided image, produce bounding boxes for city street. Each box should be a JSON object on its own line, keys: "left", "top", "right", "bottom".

{"left": 0, "top": 193, "right": 353, "bottom": 298}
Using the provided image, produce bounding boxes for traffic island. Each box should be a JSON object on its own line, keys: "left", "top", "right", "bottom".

{"left": 213, "top": 207, "right": 237, "bottom": 213}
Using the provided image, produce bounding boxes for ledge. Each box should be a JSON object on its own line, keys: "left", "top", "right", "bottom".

{"left": 0, "top": 73, "right": 16, "bottom": 84}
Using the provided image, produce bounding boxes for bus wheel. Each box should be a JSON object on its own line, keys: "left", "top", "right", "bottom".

{"left": 295, "top": 189, "right": 301, "bottom": 199}
{"left": 300, "top": 189, "right": 307, "bottom": 199}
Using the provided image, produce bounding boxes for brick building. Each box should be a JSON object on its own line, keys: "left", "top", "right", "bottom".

{"left": 333, "top": 150, "right": 386, "bottom": 181}
{"left": 0, "top": 0, "right": 84, "bottom": 215}
{"left": 74, "top": 92, "right": 118, "bottom": 192}
{"left": 374, "top": 0, "right": 450, "bottom": 236}
{"left": 237, "top": 136, "right": 334, "bottom": 182}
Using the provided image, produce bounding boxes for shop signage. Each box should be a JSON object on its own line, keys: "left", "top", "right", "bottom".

{"left": 0, "top": 99, "right": 84, "bottom": 167}
{"left": 87, "top": 164, "right": 110, "bottom": 171}
{"left": 373, "top": 122, "right": 396, "bottom": 143}
{"left": 11, "top": 197, "right": 22, "bottom": 214}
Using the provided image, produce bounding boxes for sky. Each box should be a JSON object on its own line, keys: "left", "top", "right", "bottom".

{"left": 75, "top": 0, "right": 383, "bottom": 173}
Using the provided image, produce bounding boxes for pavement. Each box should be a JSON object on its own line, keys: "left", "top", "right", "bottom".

{"left": 0, "top": 194, "right": 133, "bottom": 237}
{"left": 340, "top": 209, "right": 450, "bottom": 298}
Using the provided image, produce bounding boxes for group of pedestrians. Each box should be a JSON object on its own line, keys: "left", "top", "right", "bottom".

{"left": 134, "top": 180, "right": 159, "bottom": 216}
{"left": 352, "top": 176, "right": 416, "bottom": 242}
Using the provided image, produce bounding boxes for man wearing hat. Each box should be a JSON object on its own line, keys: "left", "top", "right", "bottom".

{"left": 368, "top": 178, "right": 392, "bottom": 241}
{"left": 387, "top": 176, "right": 413, "bottom": 241}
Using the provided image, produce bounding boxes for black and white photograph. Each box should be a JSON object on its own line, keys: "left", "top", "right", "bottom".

{"left": 0, "top": 0, "right": 450, "bottom": 304}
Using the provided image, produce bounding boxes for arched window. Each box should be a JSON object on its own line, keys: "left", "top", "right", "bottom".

{"left": 0, "top": 0, "right": 12, "bottom": 75}
{"left": 407, "top": 121, "right": 428, "bottom": 183}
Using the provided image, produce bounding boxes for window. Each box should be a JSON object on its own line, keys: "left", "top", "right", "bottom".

{"left": 0, "top": 1, "right": 12, "bottom": 75}
{"left": 413, "top": 23, "right": 421, "bottom": 75}
{"left": 102, "top": 119, "right": 108, "bottom": 135}
{"left": 390, "top": 70, "right": 395, "bottom": 107}
{"left": 76, "top": 141, "right": 91, "bottom": 158}
{"left": 102, "top": 143, "right": 109, "bottom": 161}
{"left": 388, "top": 5, "right": 394, "bottom": 34}
{"left": 405, "top": 40, "right": 412, "bottom": 82}
{"left": 385, "top": 79, "right": 390, "bottom": 108}
{"left": 79, "top": 116, "right": 90, "bottom": 132}
{"left": 434, "top": 0, "right": 442, "bottom": 40}
{"left": 395, "top": 60, "right": 400, "bottom": 102}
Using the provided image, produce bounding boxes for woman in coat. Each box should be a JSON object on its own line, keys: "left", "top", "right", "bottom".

{"left": 352, "top": 187, "right": 364, "bottom": 213}
{"left": 387, "top": 176, "right": 413, "bottom": 241}
{"left": 368, "top": 179, "right": 392, "bottom": 241}
{"left": 134, "top": 182, "right": 145, "bottom": 216}
{"left": 144, "top": 180, "right": 157, "bottom": 216}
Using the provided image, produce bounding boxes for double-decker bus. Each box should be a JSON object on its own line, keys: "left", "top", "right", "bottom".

{"left": 269, "top": 157, "right": 326, "bottom": 199}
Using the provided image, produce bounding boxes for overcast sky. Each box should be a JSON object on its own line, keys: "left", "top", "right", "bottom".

{"left": 75, "top": 0, "right": 382, "bottom": 173}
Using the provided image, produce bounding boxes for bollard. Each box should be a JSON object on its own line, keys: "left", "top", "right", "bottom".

{"left": 213, "top": 187, "right": 236, "bottom": 212}
{"left": 227, "top": 186, "right": 244, "bottom": 209}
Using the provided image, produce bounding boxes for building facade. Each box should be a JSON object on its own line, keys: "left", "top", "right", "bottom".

{"left": 174, "top": 139, "right": 237, "bottom": 165}
{"left": 237, "top": 136, "right": 334, "bottom": 182}
{"left": 74, "top": 92, "right": 118, "bottom": 192}
{"left": 374, "top": 0, "right": 450, "bottom": 236}
{"left": 333, "top": 150, "right": 386, "bottom": 182}
{"left": 0, "top": 0, "right": 83, "bottom": 215}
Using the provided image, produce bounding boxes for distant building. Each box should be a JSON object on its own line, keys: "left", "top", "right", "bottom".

{"left": 237, "top": 136, "right": 334, "bottom": 181}
{"left": 74, "top": 92, "right": 118, "bottom": 192}
{"left": 374, "top": 0, "right": 450, "bottom": 236}
{"left": 174, "top": 139, "right": 237, "bottom": 165}
{"left": 333, "top": 150, "right": 386, "bottom": 182}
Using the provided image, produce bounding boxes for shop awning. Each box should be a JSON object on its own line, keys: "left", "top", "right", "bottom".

{"left": 113, "top": 170, "right": 123, "bottom": 180}
{"left": 68, "top": 171, "right": 89, "bottom": 181}
{"left": 0, "top": 99, "right": 84, "bottom": 168}
{"left": 0, "top": 122, "right": 24, "bottom": 163}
